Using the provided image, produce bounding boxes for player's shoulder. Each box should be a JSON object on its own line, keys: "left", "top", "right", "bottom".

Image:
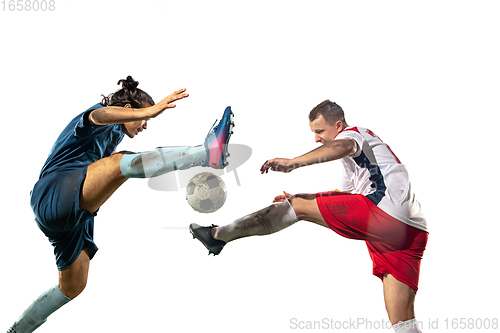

{"left": 343, "top": 126, "right": 381, "bottom": 139}
{"left": 74, "top": 103, "right": 109, "bottom": 137}
{"left": 344, "top": 126, "right": 361, "bottom": 133}
{"left": 336, "top": 126, "right": 364, "bottom": 139}
{"left": 335, "top": 126, "right": 382, "bottom": 149}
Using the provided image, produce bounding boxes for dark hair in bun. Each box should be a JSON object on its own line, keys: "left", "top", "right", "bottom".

{"left": 101, "top": 76, "right": 155, "bottom": 108}
{"left": 118, "top": 76, "right": 139, "bottom": 91}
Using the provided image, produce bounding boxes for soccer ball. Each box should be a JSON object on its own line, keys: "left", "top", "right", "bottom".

{"left": 186, "top": 172, "right": 227, "bottom": 213}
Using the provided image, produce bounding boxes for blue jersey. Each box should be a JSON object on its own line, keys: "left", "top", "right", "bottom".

{"left": 39, "top": 103, "right": 125, "bottom": 178}
{"left": 31, "top": 103, "right": 126, "bottom": 270}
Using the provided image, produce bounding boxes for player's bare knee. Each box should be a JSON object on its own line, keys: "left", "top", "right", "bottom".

{"left": 97, "top": 153, "right": 129, "bottom": 181}
{"left": 60, "top": 281, "right": 87, "bottom": 299}
{"left": 288, "top": 195, "right": 315, "bottom": 221}
{"left": 110, "top": 152, "right": 126, "bottom": 165}
{"left": 289, "top": 201, "right": 305, "bottom": 221}
{"left": 70, "top": 283, "right": 87, "bottom": 299}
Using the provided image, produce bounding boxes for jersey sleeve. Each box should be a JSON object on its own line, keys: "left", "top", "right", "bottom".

{"left": 335, "top": 129, "right": 365, "bottom": 158}
{"left": 74, "top": 103, "right": 105, "bottom": 138}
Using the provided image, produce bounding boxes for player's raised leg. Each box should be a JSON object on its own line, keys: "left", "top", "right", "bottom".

{"left": 189, "top": 192, "right": 326, "bottom": 255}
{"left": 120, "top": 106, "right": 234, "bottom": 176}
{"left": 81, "top": 107, "right": 234, "bottom": 213}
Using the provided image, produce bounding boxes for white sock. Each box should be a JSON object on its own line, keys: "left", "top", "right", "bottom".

{"left": 9, "top": 285, "right": 71, "bottom": 333}
{"left": 393, "top": 319, "right": 422, "bottom": 333}
{"left": 119, "top": 145, "right": 207, "bottom": 178}
{"left": 214, "top": 199, "right": 299, "bottom": 243}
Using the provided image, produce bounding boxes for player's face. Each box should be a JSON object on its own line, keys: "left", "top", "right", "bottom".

{"left": 309, "top": 115, "right": 342, "bottom": 144}
{"left": 122, "top": 102, "right": 151, "bottom": 138}
{"left": 123, "top": 119, "right": 148, "bottom": 138}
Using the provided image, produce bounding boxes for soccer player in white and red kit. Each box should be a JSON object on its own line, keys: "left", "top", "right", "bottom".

{"left": 190, "top": 100, "right": 427, "bottom": 333}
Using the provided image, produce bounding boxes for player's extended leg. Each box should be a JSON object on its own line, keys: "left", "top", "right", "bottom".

{"left": 81, "top": 145, "right": 213, "bottom": 213}
{"left": 189, "top": 193, "right": 326, "bottom": 255}
{"left": 81, "top": 107, "right": 234, "bottom": 213}
{"left": 383, "top": 274, "right": 422, "bottom": 332}
{"left": 6, "top": 249, "right": 89, "bottom": 333}
{"left": 218, "top": 192, "right": 328, "bottom": 240}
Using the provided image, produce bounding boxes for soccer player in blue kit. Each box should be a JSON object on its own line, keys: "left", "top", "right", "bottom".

{"left": 6, "top": 76, "right": 234, "bottom": 333}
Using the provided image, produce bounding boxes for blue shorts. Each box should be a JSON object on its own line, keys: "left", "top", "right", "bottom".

{"left": 30, "top": 167, "right": 98, "bottom": 271}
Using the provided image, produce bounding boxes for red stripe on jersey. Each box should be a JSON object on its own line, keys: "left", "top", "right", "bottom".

{"left": 334, "top": 126, "right": 360, "bottom": 139}
{"left": 360, "top": 127, "right": 402, "bottom": 164}
{"left": 336, "top": 126, "right": 402, "bottom": 164}
{"left": 386, "top": 145, "right": 402, "bottom": 164}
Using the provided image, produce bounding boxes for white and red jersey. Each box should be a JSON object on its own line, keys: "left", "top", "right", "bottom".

{"left": 335, "top": 126, "right": 427, "bottom": 232}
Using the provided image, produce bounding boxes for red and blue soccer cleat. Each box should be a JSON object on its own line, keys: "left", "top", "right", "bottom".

{"left": 202, "top": 106, "right": 234, "bottom": 169}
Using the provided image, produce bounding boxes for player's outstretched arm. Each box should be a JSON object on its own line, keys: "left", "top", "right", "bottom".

{"left": 260, "top": 138, "right": 357, "bottom": 174}
{"left": 89, "top": 88, "right": 189, "bottom": 125}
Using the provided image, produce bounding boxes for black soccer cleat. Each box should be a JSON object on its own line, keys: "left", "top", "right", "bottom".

{"left": 189, "top": 223, "right": 226, "bottom": 255}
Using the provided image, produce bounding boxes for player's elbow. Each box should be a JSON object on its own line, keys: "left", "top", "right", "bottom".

{"left": 347, "top": 139, "right": 358, "bottom": 155}
{"left": 334, "top": 138, "right": 357, "bottom": 156}
{"left": 89, "top": 109, "right": 107, "bottom": 126}
{"left": 344, "top": 139, "right": 355, "bottom": 153}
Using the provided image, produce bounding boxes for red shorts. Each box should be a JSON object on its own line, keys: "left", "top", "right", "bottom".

{"left": 315, "top": 191, "right": 428, "bottom": 293}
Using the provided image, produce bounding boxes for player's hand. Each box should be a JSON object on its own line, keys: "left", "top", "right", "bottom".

{"left": 147, "top": 88, "right": 189, "bottom": 118}
{"left": 260, "top": 158, "right": 298, "bottom": 174}
{"left": 273, "top": 191, "right": 293, "bottom": 203}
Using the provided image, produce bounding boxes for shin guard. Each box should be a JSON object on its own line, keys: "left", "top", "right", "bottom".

{"left": 119, "top": 145, "right": 207, "bottom": 178}
{"left": 215, "top": 200, "right": 299, "bottom": 243}
{"left": 8, "top": 285, "right": 71, "bottom": 333}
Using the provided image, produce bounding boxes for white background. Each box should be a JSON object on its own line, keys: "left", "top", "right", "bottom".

{"left": 1, "top": 1, "right": 499, "bottom": 332}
